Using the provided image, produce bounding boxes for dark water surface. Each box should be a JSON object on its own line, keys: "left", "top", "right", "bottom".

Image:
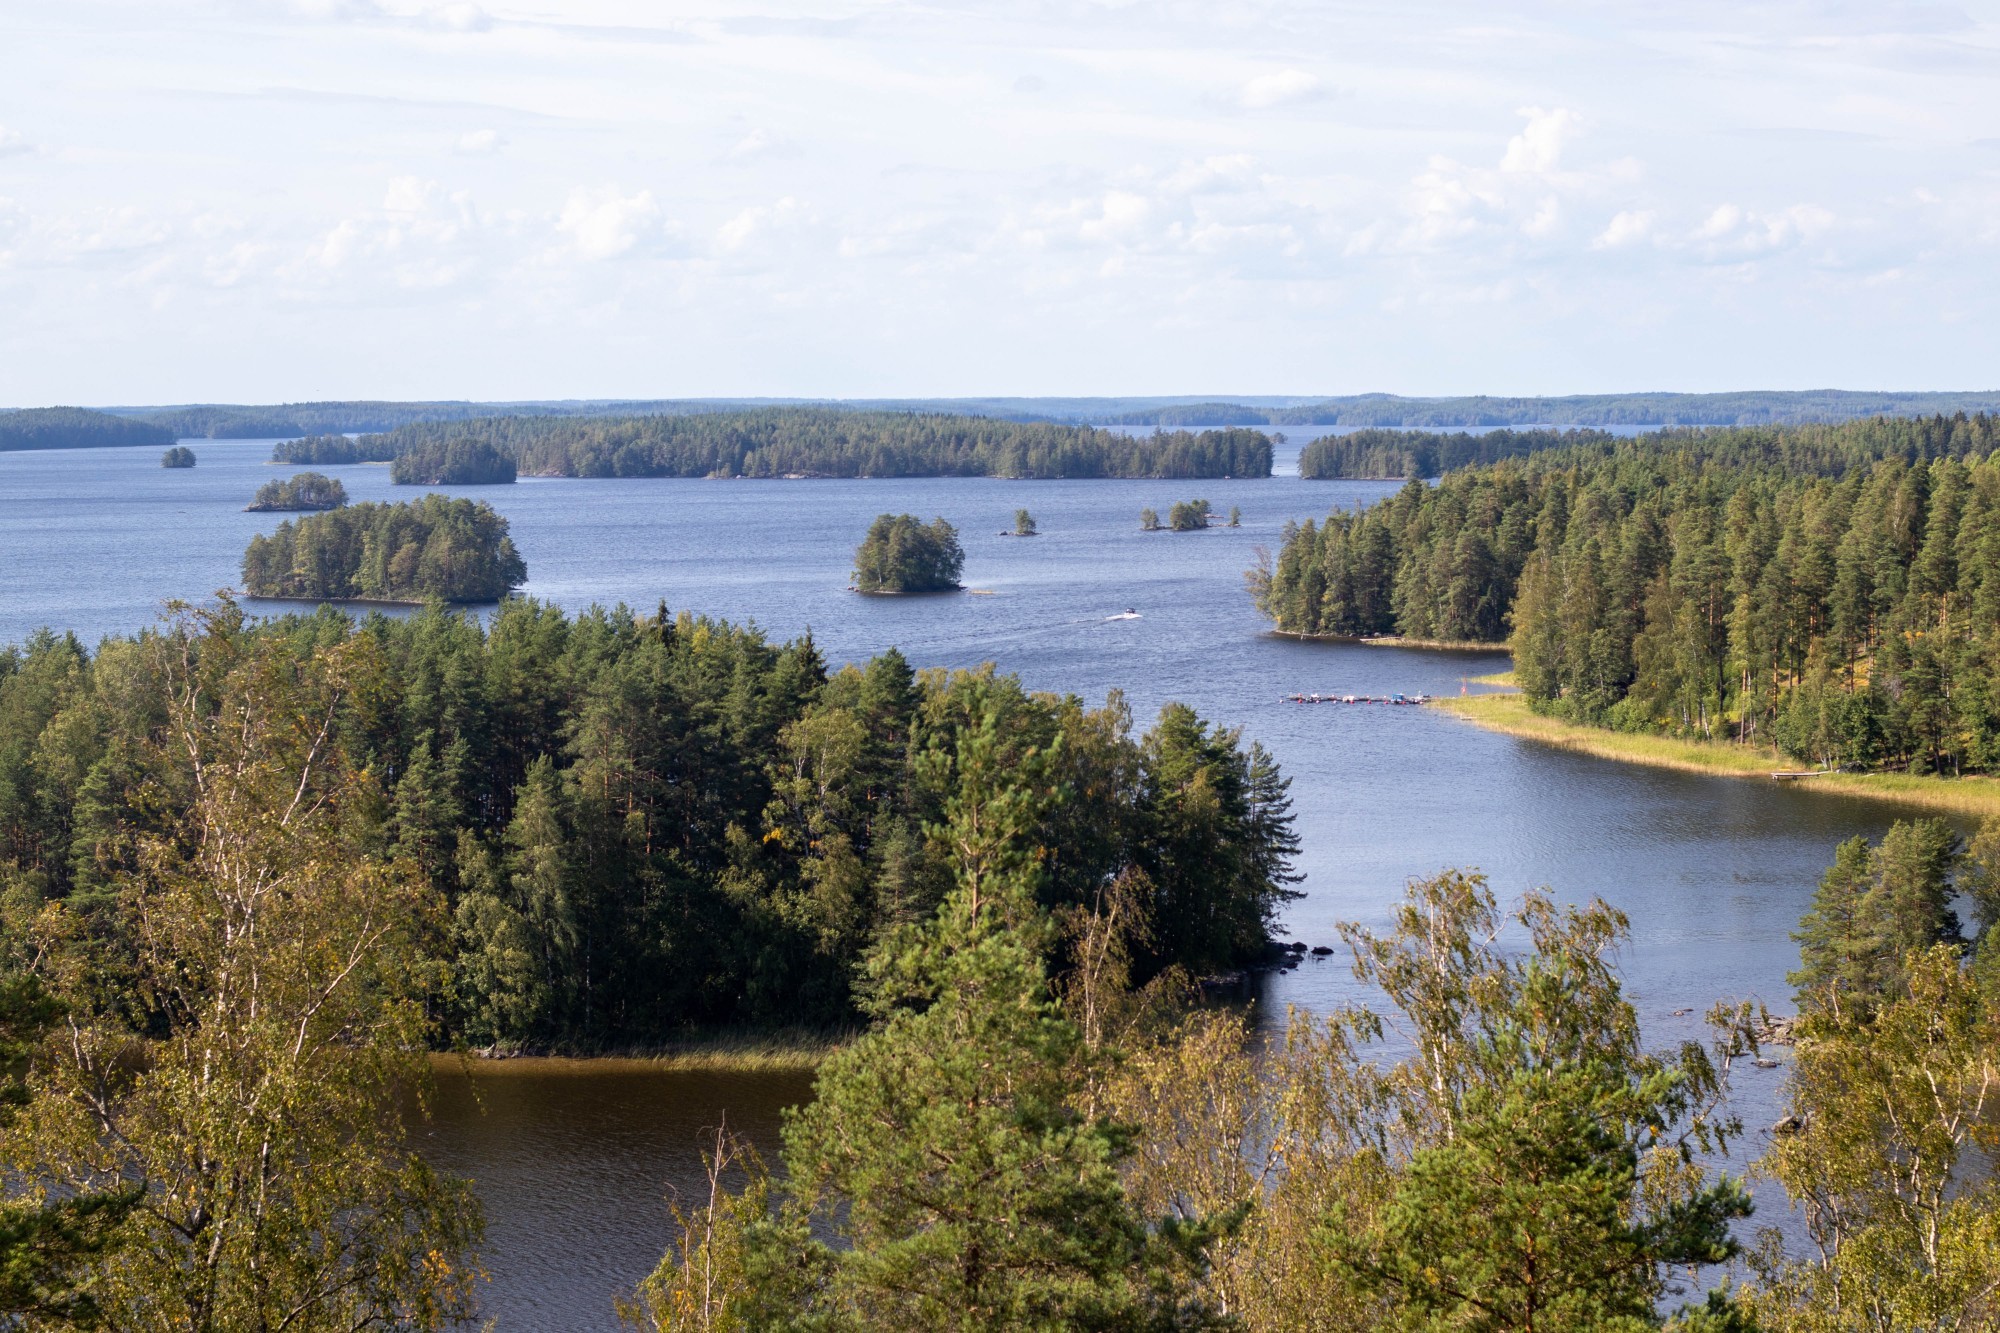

{"left": 1, "top": 440, "right": 1949, "bottom": 1326}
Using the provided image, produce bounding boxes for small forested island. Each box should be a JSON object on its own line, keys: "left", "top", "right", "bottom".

{"left": 241, "top": 495, "right": 525, "bottom": 602}
{"left": 1012, "top": 508, "right": 1038, "bottom": 536}
{"left": 389, "top": 438, "right": 516, "bottom": 485}
{"left": 1299, "top": 427, "right": 1615, "bottom": 479}
{"left": 246, "top": 471, "right": 347, "bottom": 511}
{"left": 854, "top": 513, "right": 963, "bottom": 592}
{"left": 0, "top": 407, "right": 175, "bottom": 453}
{"left": 270, "top": 433, "right": 397, "bottom": 465}
{"left": 160, "top": 445, "right": 196, "bottom": 468}
{"left": 339, "top": 409, "right": 1274, "bottom": 480}
{"left": 1170, "top": 498, "right": 1213, "bottom": 531}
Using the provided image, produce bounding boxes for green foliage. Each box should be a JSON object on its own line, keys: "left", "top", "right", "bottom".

{"left": 1141, "top": 508, "right": 1160, "bottom": 531}
{"left": 852, "top": 515, "right": 963, "bottom": 593}
{"left": 0, "top": 409, "right": 173, "bottom": 453}
{"left": 390, "top": 438, "right": 517, "bottom": 485}
{"left": 633, "top": 688, "right": 1230, "bottom": 1329}
{"left": 1299, "top": 427, "right": 1615, "bottom": 479}
{"left": 1228, "top": 506, "right": 1240, "bottom": 528}
{"left": 1088, "top": 871, "right": 1755, "bottom": 1329}
{"left": 271, "top": 433, "right": 398, "bottom": 465}
{"left": 159, "top": 445, "right": 195, "bottom": 468}
{"left": 0, "top": 605, "right": 1297, "bottom": 1053}
{"left": 1014, "top": 508, "right": 1037, "bottom": 537}
{"left": 1748, "top": 945, "right": 2000, "bottom": 1330}
{"left": 2, "top": 607, "right": 482, "bottom": 1329}
{"left": 241, "top": 495, "right": 526, "bottom": 601}
{"left": 351, "top": 410, "right": 1273, "bottom": 480}
{"left": 1258, "top": 423, "right": 2000, "bottom": 773}
{"left": 246, "top": 470, "right": 346, "bottom": 511}
{"left": 0, "top": 973, "right": 141, "bottom": 1328}
{"left": 1791, "top": 819, "right": 1964, "bottom": 1013}
{"left": 1168, "top": 500, "right": 1213, "bottom": 532}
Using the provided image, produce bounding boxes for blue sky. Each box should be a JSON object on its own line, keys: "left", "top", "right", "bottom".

{"left": 3, "top": 1, "right": 1998, "bottom": 403}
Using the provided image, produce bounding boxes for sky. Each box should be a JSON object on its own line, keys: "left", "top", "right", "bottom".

{"left": 3, "top": 1, "right": 2000, "bottom": 404}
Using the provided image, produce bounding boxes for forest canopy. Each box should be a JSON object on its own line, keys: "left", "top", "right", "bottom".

{"left": 389, "top": 438, "right": 516, "bottom": 486}
{"left": 0, "top": 408, "right": 175, "bottom": 453}
{"left": 854, "top": 514, "right": 964, "bottom": 593}
{"left": 246, "top": 471, "right": 347, "bottom": 511}
{"left": 331, "top": 410, "right": 1275, "bottom": 480}
{"left": 1255, "top": 417, "right": 2000, "bottom": 774}
{"left": 160, "top": 445, "right": 196, "bottom": 468}
{"left": 241, "top": 495, "right": 525, "bottom": 602}
{"left": 0, "top": 603, "right": 1299, "bottom": 1048}
{"left": 270, "top": 433, "right": 397, "bottom": 465}
{"left": 1299, "top": 427, "right": 1617, "bottom": 479}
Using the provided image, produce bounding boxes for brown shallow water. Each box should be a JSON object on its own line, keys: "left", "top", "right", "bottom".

{"left": 415, "top": 1060, "right": 813, "bottom": 1328}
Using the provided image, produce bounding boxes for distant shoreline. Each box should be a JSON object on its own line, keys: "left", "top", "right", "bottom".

{"left": 1267, "top": 629, "right": 1504, "bottom": 653}
{"left": 242, "top": 593, "right": 502, "bottom": 609}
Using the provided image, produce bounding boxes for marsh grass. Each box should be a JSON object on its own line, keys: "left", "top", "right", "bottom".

{"left": 1435, "top": 691, "right": 2000, "bottom": 820}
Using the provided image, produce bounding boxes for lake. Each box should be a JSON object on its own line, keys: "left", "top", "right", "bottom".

{"left": 0, "top": 439, "right": 1944, "bottom": 1326}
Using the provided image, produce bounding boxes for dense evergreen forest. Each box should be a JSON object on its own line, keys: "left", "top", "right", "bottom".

{"left": 389, "top": 438, "right": 516, "bottom": 485}
{"left": 1299, "top": 427, "right": 1616, "bottom": 478}
{"left": 338, "top": 411, "right": 1275, "bottom": 480}
{"left": 1300, "top": 413, "right": 2000, "bottom": 479}
{"left": 246, "top": 471, "right": 346, "bottom": 511}
{"left": 0, "top": 408, "right": 174, "bottom": 453}
{"left": 159, "top": 445, "right": 196, "bottom": 468}
{"left": 0, "top": 603, "right": 1298, "bottom": 1048}
{"left": 1255, "top": 414, "right": 2000, "bottom": 772}
{"left": 853, "top": 514, "right": 964, "bottom": 592}
{"left": 270, "top": 432, "right": 397, "bottom": 464}
{"left": 241, "top": 496, "right": 525, "bottom": 602}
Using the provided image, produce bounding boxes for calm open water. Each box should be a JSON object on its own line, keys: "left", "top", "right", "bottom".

{"left": 0, "top": 439, "right": 1947, "bottom": 1326}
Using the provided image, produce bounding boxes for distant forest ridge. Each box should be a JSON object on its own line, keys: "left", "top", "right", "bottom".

{"left": 1109, "top": 390, "right": 2000, "bottom": 428}
{"left": 28, "top": 390, "right": 2000, "bottom": 444}
{"left": 311, "top": 409, "right": 1276, "bottom": 480}
{"left": 1300, "top": 414, "right": 2000, "bottom": 480}
{"left": 0, "top": 407, "right": 174, "bottom": 452}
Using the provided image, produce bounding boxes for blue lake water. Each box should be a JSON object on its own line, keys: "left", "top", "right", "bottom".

{"left": 0, "top": 438, "right": 1936, "bottom": 1325}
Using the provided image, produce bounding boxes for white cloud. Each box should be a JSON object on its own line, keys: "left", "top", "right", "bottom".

{"left": 557, "top": 187, "right": 662, "bottom": 261}
{"left": 724, "top": 130, "right": 799, "bottom": 163}
{"left": 1594, "top": 209, "right": 1654, "bottom": 249}
{"left": 0, "top": 126, "right": 29, "bottom": 159}
{"left": 1238, "top": 69, "right": 1319, "bottom": 110}
{"left": 715, "top": 197, "right": 801, "bottom": 253}
{"left": 454, "top": 129, "right": 503, "bottom": 154}
{"left": 1500, "top": 107, "right": 1580, "bottom": 174}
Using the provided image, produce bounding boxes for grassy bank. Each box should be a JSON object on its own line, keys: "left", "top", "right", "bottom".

{"left": 1268, "top": 630, "right": 1507, "bottom": 653}
{"left": 430, "top": 1030, "right": 846, "bottom": 1076}
{"left": 1435, "top": 691, "right": 2000, "bottom": 820}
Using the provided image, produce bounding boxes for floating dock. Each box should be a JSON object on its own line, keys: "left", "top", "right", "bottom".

{"left": 1284, "top": 692, "right": 1431, "bottom": 706}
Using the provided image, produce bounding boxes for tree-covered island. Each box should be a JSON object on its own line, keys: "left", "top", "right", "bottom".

{"left": 389, "top": 438, "right": 517, "bottom": 485}
{"left": 241, "top": 495, "right": 525, "bottom": 602}
{"left": 270, "top": 433, "right": 397, "bottom": 465}
{"left": 310, "top": 409, "right": 1274, "bottom": 480}
{"left": 854, "top": 514, "right": 964, "bottom": 592}
{"left": 160, "top": 445, "right": 196, "bottom": 468}
{"left": 0, "top": 407, "right": 175, "bottom": 453}
{"left": 246, "top": 471, "right": 347, "bottom": 511}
